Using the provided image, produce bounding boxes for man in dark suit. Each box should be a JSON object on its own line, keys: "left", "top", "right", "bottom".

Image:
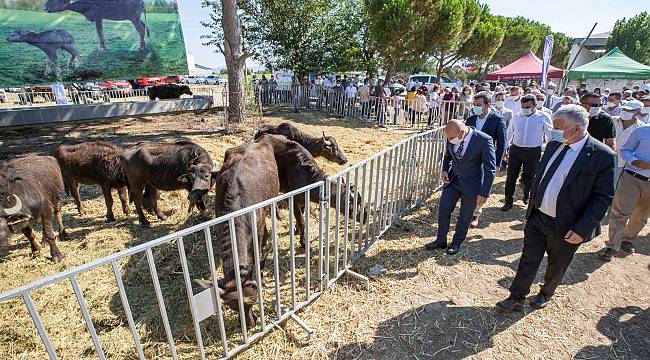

{"left": 466, "top": 92, "right": 507, "bottom": 227}
{"left": 497, "top": 105, "right": 615, "bottom": 312}
{"left": 425, "top": 120, "right": 496, "bottom": 255}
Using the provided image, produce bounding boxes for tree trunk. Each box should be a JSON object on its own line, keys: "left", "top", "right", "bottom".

{"left": 436, "top": 55, "right": 445, "bottom": 84}
{"left": 383, "top": 63, "right": 395, "bottom": 86}
{"left": 221, "top": 0, "right": 248, "bottom": 123}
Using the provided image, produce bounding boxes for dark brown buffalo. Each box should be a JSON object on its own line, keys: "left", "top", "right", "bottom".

{"left": 0, "top": 156, "right": 66, "bottom": 262}
{"left": 256, "top": 134, "right": 364, "bottom": 248}
{"left": 196, "top": 140, "right": 279, "bottom": 328}
{"left": 254, "top": 122, "right": 348, "bottom": 164}
{"left": 53, "top": 141, "right": 129, "bottom": 222}
{"left": 147, "top": 84, "right": 193, "bottom": 100}
{"left": 120, "top": 140, "right": 215, "bottom": 227}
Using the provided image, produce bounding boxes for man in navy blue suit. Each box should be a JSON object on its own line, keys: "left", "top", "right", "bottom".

{"left": 465, "top": 92, "right": 507, "bottom": 227}
{"left": 425, "top": 120, "right": 497, "bottom": 254}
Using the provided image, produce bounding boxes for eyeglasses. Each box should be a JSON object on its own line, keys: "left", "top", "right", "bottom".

{"left": 580, "top": 103, "right": 601, "bottom": 108}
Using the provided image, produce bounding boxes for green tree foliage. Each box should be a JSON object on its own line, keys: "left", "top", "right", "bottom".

{"left": 145, "top": 0, "right": 178, "bottom": 14}
{"left": 606, "top": 12, "right": 650, "bottom": 65}
{"left": 429, "top": 0, "right": 483, "bottom": 80}
{"left": 491, "top": 16, "right": 549, "bottom": 66}
{"left": 452, "top": 10, "right": 506, "bottom": 73}
{"left": 366, "top": 0, "right": 441, "bottom": 82}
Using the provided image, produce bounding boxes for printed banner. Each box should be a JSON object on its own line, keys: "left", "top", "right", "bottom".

{"left": 540, "top": 35, "right": 554, "bottom": 89}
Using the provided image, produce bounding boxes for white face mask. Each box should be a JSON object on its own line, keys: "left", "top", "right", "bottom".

{"left": 549, "top": 128, "right": 566, "bottom": 143}
{"left": 448, "top": 136, "right": 462, "bottom": 145}
{"left": 535, "top": 100, "right": 544, "bottom": 109}
{"left": 588, "top": 107, "right": 601, "bottom": 117}
{"left": 641, "top": 106, "right": 650, "bottom": 114}
{"left": 521, "top": 108, "right": 534, "bottom": 116}
{"left": 620, "top": 111, "right": 635, "bottom": 121}
{"left": 472, "top": 105, "right": 484, "bottom": 115}
{"left": 494, "top": 100, "right": 504, "bottom": 109}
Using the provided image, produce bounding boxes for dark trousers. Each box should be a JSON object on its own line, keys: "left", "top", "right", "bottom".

{"left": 436, "top": 182, "right": 477, "bottom": 246}
{"left": 509, "top": 209, "right": 580, "bottom": 301}
{"left": 504, "top": 145, "right": 541, "bottom": 204}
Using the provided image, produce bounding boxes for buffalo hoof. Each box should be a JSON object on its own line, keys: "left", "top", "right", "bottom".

{"left": 122, "top": 208, "right": 131, "bottom": 216}
{"left": 59, "top": 231, "right": 69, "bottom": 241}
{"left": 139, "top": 221, "right": 151, "bottom": 228}
{"left": 106, "top": 215, "right": 116, "bottom": 223}
{"left": 30, "top": 250, "right": 42, "bottom": 258}
{"left": 51, "top": 252, "right": 65, "bottom": 263}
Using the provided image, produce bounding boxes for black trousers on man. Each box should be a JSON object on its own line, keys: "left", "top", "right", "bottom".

{"left": 509, "top": 208, "right": 580, "bottom": 301}
{"left": 504, "top": 145, "right": 542, "bottom": 204}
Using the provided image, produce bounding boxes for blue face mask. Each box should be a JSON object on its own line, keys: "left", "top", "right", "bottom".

{"left": 549, "top": 129, "right": 565, "bottom": 143}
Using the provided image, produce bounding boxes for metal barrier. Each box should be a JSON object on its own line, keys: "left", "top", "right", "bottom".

{"left": 258, "top": 84, "right": 472, "bottom": 129}
{"left": 0, "top": 126, "right": 446, "bottom": 359}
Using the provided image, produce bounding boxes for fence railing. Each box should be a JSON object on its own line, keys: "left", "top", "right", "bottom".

{"left": 0, "top": 125, "right": 447, "bottom": 359}
{"left": 257, "top": 84, "right": 472, "bottom": 128}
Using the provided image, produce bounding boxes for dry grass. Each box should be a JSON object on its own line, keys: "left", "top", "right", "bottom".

{"left": 0, "top": 108, "right": 417, "bottom": 359}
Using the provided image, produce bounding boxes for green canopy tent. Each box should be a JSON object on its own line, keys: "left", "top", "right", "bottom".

{"left": 567, "top": 47, "right": 650, "bottom": 80}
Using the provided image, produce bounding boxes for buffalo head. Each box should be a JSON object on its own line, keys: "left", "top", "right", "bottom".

{"left": 177, "top": 163, "right": 217, "bottom": 212}
{"left": 332, "top": 180, "right": 368, "bottom": 223}
{"left": 0, "top": 194, "right": 27, "bottom": 244}
{"left": 6, "top": 30, "right": 30, "bottom": 43}
{"left": 180, "top": 85, "right": 193, "bottom": 97}
{"left": 43, "top": 0, "right": 70, "bottom": 13}
{"left": 321, "top": 132, "right": 347, "bottom": 165}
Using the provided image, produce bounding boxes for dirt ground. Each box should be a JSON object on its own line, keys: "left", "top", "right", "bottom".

{"left": 0, "top": 109, "right": 648, "bottom": 359}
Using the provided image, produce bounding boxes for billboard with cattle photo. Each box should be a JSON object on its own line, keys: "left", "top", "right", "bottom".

{"left": 0, "top": 0, "right": 187, "bottom": 87}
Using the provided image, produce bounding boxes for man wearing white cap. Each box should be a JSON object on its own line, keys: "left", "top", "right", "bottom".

{"left": 640, "top": 95, "right": 650, "bottom": 124}
{"left": 612, "top": 100, "right": 645, "bottom": 184}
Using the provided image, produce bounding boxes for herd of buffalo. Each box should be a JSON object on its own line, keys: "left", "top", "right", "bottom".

{"left": 0, "top": 123, "right": 361, "bottom": 325}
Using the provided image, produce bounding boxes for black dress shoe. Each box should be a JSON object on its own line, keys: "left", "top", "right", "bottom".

{"left": 530, "top": 293, "right": 550, "bottom": 310}
{"left": 425, "top": 241, "right": 446, "bottom": 250}
{"left": 500, "top": 203, "right": 513, "bottom": 212}
{"left": 446, "top": 244, "right": 460, "bottom": 255}
{"left": 496, "top": 298, "right": 524, "bottom": 312}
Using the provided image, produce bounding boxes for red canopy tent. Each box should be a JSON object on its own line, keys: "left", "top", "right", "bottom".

{"left": 486, "top": 51, "right": 564, "bottom": 81}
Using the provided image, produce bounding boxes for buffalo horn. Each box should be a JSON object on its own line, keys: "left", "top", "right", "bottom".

{"left": 1, "top": 194, "right": 22, "bottom": 216}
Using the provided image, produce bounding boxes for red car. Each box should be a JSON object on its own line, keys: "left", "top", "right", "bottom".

{"left": 165, "top": 75, "right": 186, "bottom": 84}
{"left": 97, "top": 80, "right": 133, "bottom": 95}
{"left": 135, "top": 76, "right": 165, "bottom": 88}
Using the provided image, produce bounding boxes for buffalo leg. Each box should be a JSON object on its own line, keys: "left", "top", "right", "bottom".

{"left": 48, "top": 50, "right": 61, "bottom": 77}
{"left": 67, "top": 179, "right": 84, "bottom": 215}
{"left": 42, "top": 210, "right": 64, "bottom": 262}
{"left": 130, "top": 18, "right": 146, "bottom": 51}
{"left": 22, "top": 226, "right": 41, "bottom": 255}
{"left": 293, "top": 203, "right": 306, "bottom": 248}
{"left": 95, "top": 20, "right": 106, "bottom": 51}
{"left": 118, "top": 187, "right": 130, "bottom": 216}
{"left": 63, "top": 44, "right": 80, "bottom": 68}
{"left": 54, "top": 199, "right": 67, "bottom": 240}
{"left": 131, "top": 183, "right": 150, "bottom": 227}
{"left": 101, "top": 184, "right": 116, "bottom": 222}
{"left": 144, "top": 185, "right": 167, "bottom": 221}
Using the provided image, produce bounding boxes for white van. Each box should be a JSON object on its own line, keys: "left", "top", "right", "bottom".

{"left": 408, "top": 75, "right": 462, "bottom": 90}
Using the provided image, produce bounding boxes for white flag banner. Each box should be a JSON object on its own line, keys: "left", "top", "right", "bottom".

{"left": 541, "top": 35, "right": 554, "bottom": 89}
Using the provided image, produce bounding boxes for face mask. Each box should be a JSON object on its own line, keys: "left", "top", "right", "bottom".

{"left": 448, "top": 136, "right": 461, "bottom": 145}
{"left": 588, "top": 107, "right": 601, "bottom": 116}
{"left": 472, "top": 105, "right": 484, "bottom": 115}
{"left": 535, "top": 100, "right": 544, "bottom": 109}
{"left": 494, "top": 100, "right": 504, "bottom": 109}
{"left": 521, "top": 108, "right": 533, "bottom": 116}
{"left": 641, "top": 106, "right": 650, "bottom": 114}
{"left": 620, "top": 111, "right": 634, "bottom": 121}
{"left": 608, "top": 103, "right": 618, "bottom": 109}
{"left": 549, "top": 129, "right": 565, "bottom": 143}
{"left": 511, "top": 95, "right": 520, "bottom": 100}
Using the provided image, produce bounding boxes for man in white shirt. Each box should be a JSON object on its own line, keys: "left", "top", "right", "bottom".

{"left": 534, "top": 93, "right": 553, "bottom": 119}
{"left": 612, "top": 100, "right": 645, "bottom": 184}
{"left": 497, "top": 105, "right": 615, "bottom": 311}
{"left": 345, "top": 82, "right": 358, "bottom": 117}
{"left": 504, "top": 86, "right": 522, "bottom": 115}
{"left": 502, "top": 95, "right": 553, "bottom": 211}
{"left": 640, "top": 95, "right": 650, "bottom": 124}
{"left": 358, "top": 79, "right": 371, "bottom": 120}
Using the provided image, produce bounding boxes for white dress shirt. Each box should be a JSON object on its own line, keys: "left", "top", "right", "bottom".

{"left": 453, "top": 128, "right": 473, "bottom": 157}
{"left": 539, "top": 135, "right": 589, "bottom": 218}
{"left": 504, "top": 96, "right": 522, "bottom": 114}
{"left": 475, "top": 112, "right": 489, "bottom": 131}
{"left": 613, "top": 117, "right": 644, "bottom": 167}
{"left": 507, "top": 110, "right": 553, "bottom": 148}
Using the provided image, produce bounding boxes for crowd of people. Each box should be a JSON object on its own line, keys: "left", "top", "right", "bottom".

{"left": 423, "top": 79, "right": 649, "bottom": 311}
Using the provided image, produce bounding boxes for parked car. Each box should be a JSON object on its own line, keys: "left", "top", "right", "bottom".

{"left": 389, "top": 82, "right": 406, "bottom": 94}
{"left": 165, "top": 75, "right": 186, "bottom": 84}
{"left": 205, "top": 75, "right": 226, "bottom": 85}
{"left": 98, "top": 80, "right": 133, "bottom": 96}
{"left": 409, "top": 75, "right": 463, "bottom": 90}
{"left": 134, "top": 76, "right": 165, "bottom": 88}
{"left": 82, "top": 83, "right": 104, "bottom": 100}
{"left": 186, "top": 76, "right": 206, "bottom": 85}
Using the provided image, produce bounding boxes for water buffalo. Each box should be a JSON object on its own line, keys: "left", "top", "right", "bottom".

{"left": 254, "top": 122, "right": 348, "bottom": 164}
{"left": 44, "top": 0, "right": 149, "bottom": 51}
{"left": 6, "top": 29, "right": 79, "bottom": 77}
{"left": 147, "top": 84, "right": 193, "bottom": 100}
{"left": 196, "top": 140, "right": 280, "bottom": 328}
{"left": 52, "top": 141, "right": 129, "bottom": 222}
{"left": 256, "top": 134, "right": 364, "bottom": 248}
{"left": 0, "top": 156, "right": 67, "bottom": 262}
{"left": 120, "top": 141, "right": 216, "bottom": 227}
